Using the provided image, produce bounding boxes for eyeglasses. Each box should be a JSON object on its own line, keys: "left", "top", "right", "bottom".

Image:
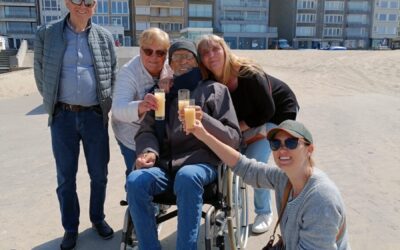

{"left": 70, "top": 0, "right": 95, "bottom": 7}
{"left": 171, "top": 53, "right": 195, "bottom": 62}
{"left": 141, "top": 47, "right": 167, "bottom": 58}
{"left": 269, "top": 138, "right": 309, "bottom": 151}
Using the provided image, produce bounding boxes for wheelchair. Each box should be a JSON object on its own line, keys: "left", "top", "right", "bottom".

{"left": 120, "top": 164, "right": 249, "bottom": 250}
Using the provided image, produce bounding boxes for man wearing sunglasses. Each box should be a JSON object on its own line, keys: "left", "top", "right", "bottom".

{"left": 34, "top": 0, "right": 117, "bottom": 249}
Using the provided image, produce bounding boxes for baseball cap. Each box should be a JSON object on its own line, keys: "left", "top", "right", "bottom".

{"left": 267, "top": 120, "right": 313, "bottom": 144}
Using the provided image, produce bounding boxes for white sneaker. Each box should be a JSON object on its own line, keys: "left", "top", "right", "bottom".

{"left": 252, "top": 213, "right": 273, "bottom": 234}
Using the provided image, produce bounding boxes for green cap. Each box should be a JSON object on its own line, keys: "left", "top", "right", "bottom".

{"left": 267, "top": 120, "right": 313, "bottom": 144}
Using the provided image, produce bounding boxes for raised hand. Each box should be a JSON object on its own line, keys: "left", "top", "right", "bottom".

{"left": 135, "top": 152, "right": 157, "bottom": 169}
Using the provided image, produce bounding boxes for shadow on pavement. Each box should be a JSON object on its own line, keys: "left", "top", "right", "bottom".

{"left": 26, "top": 104, "right": 46, "bottom": 116}
{"left": 32, "top": 229, "right": 123, "bottom": 250}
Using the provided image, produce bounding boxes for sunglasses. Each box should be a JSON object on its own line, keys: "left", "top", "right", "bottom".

{"left": 70, "top": 0, "right": 95, "bottom": 7}
{"left": 269, "top": 138, "right": 309, "bottom": 151}
{"left": 171, "top": 53, "right": 195, "bottom": 62}
{"left": 141, "top": 47, "right": 167, "bottom": 58}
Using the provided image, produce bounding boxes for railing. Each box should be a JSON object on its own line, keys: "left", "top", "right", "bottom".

{"left": 0, "top": 0, "right": 35, "bottom": 3}
{"left": 4, "top": 14, "right": 36, "bottom": 18}
{"left": 9, "top": 39, "right": 27, "bottom": 68}
{"left": 223, "top": 2, "right": 267, "bottom": 8}
{"left": 5, "top": 29, "right": 35, "bottom": 34}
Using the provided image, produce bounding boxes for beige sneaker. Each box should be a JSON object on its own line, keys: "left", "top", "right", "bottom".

{"left": 252, "top": 213, "right": 273, "bottom": 234}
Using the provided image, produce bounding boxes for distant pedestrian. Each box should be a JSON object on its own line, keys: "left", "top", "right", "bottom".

{"left": 33, "top": 0, "right": 117, "bottom": 249}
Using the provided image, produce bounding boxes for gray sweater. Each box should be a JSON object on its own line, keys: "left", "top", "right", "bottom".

{"left": 233, "top": 155, "right": 350, "bottom": 250}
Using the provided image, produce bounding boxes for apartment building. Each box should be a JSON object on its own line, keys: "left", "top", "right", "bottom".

{"left": 37, "top": 0, "right": 131, "bottom": 46}
{"left": 0, "top": 0, "right": 37, "bottom": 49}
{"left": 38, "top": 0, "right": 67, "bottom": 25}
{"left": 181, "top": 0, "right": 213, "bottom": 41}
{"left": 215, "top": 0, "right": 277, "bottom": 49}
{"left": 371, "top": 0, "right": 399, "bottom": 48}
{"left": 134, "top": 0, "right": 184, "bottom": 45}
{"left": 344, "top": 0, "right": 371, "bottom": 49}
{"left": 271, "top": 0, "right": 374, "bottom": 49}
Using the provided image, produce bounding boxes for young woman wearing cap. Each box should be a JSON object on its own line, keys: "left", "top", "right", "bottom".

{"left": 185, "top": 119, "right": 350, "bottom": 250}
{"left": 197, "top": 34, "right": 299, "bottom": 233}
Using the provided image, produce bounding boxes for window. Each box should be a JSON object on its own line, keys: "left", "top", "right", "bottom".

{"left": 96, "top": 0, "right": 109, "bottom": 14}
{"left": 388, "top": 14, "right": 397, "bottom": 21}
{"left": 225, "top": 11, "right": 242, "bottom": 20}
{"left": 42, "top": 0, "right": 59, "bottom": 11}
{"left": 297, "top": 14, "right": 316, "bottom": 23}
{"left": 44, "top": 15, "right": 59, "bottom": 23}
{"left": 170, "top": 8, "right": 182, "bottom": 17}
{"left": 122, "top": 16, "right": 129, "bottom": 30}
{"left": 123, "top": 2, "right": 128, "bottom": 14}
{"left": 296, "top": 26, "right": 315, "bottom": 36}
{"left": 159, "top": 8, "right": 168, "bottom": 17}
{"left": 136, "top": 7, "right": 150, "bottom": 15}
{"left": 346, "top": 27, "right": 367, "bottom": 37}
{"left": 189, "top": 4, "right": 212, "bottom": 17}
{"left": 347, "top": 14, "right": 367, "bottom": 24}
{"left": 348, "top": 1, "right": 369, "bottom": 11}
{"left": 7, "top": 22, "right": 35, "bottom": 34}
{"left": 247, "top": 11, "right": 266, "bottom": 21}
{"left": 5, "top": 6, "right": 35, "bottom": 18}
{"left": 323, "top": 27, "right": 342, "bottom": 37}
{"left": 136, "top": 22, "right": 150, "bottom": 31}
{"left": 374, "top": 26, "right": 396, "bottom": 35}
{"left": 389, "top": 1, "right": 399, "bottom": 8}
{"left": 111, "top": 0, "right": 127, "bottom": 14}
{"left": 378, "top": 13, "right": 387, "bottom": 21}
{"left": 111, "top": 17, "right": 122, "bottom": 26}
{"left": 124, "top": 36, "right": 131, "bottom": 46}
{"left": 325, "top": 1, "right": 344, "bottom": 11}
{"left": 222, "top": 24, "right": 240, "bottom": 32}
{"left": 297, "top": 0, "right": 317, "bottom": 9}
{"left": 379, "top": 1, "right": 389, "bottom": 8}
{"left": 189, "top": 20, "right": 212, "bottom": 28}
{"left": 158, "top": 23, "right": 182, "bottom": 32}
{"left": 244, "top": 24, "right": 266, "bottom": 32}
{"left": 324, "top": 15, "right": 343, "bottom": 24}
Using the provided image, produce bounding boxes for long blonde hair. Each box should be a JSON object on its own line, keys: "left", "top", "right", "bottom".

{"left": 197, "top": 34, "right": 264, "bottom": 84}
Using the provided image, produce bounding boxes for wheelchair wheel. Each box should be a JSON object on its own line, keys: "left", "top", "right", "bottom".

{"left": 226, "top": 169, "right": 249, "bottom": 249}
{"left": 120, "top": 208, "right": 138, "bottom": 250}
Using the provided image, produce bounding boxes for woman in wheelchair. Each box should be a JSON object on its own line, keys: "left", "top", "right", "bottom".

{"left": 186, "top": 119, "right": 350, "bottom": 250}
{"left": 126, "top": 40, "right": 241, "bottom": 250}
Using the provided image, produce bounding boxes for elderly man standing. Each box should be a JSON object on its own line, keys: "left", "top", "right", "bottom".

{"left": 33, "top": 0, "right": 116, "bottom": 249}
{"left": 127, "top": 40, "right": 240, "bottom": 250}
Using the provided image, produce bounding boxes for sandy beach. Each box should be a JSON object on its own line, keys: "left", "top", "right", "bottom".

{"left": 0, "top": 49, "right": 399, "bottom": 249}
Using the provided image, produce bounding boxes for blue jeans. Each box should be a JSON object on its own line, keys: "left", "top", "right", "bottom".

{"left": 243, "top": 123, "right": 276, "bottom": 215}
{"left": 51, "top": 108, "right": 109, "bottom": 232}
{"left": 116, "top": 139, "right": 136, "bottom": 177}
{"left": 127, "top": 164, "right": 217, "bottom": 250}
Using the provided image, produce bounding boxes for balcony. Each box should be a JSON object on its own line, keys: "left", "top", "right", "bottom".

{"left": 221, "top": 16, "right": 267, "bottom": 22}
{"left": 6, "top": 29, "right": 35, "bottom": 34}
{"left": 0, "top": 0, "right": 34, "bottom": 3}
{"left": 223, "top": 1, "right": 268, "bottom": 8}
{"left": 0, "top": 0, "right": 35, "bottom": 6}
{"left": 150, "top": 0, "right": 184, "bottom": 7}
{"left": 0, "top": 17, "right": 36, "bottom": 22}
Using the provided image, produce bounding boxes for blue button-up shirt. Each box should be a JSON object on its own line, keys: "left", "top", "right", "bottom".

{"left": 58, "top": 20, "right": 98, "bottom": 106}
